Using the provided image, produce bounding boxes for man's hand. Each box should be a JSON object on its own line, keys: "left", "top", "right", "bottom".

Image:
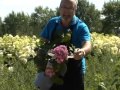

{"left": 73, "top": 48, "right": 85, "bottom": 60}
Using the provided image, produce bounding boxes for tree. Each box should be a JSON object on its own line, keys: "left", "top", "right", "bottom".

{"left": 0, "top": 17, "right": 2, "bottom": 36}
{"left": 101, "top": 1, "right": 120, "bottom": 35}
{"left": 15, "top": 12, "right": 31, "bottom": 36}
{"left": 30, "top": 6, "right": 56, "bottom": 36}
{"left": 2, "top": 6, "right": 56, "bottom": 36}
{"left": 3, "top": 11, "right": 17, "bottom": 35}
{"left": 2, "top": 11, "right": 31, "bottom": 36}
{"left": 76, "top": 0, "right": 102, "bottom": 32}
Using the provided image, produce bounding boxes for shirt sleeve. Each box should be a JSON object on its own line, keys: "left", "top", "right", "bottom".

{"left": 40, "top": 22, "right": 50, "bottom": 41}
{"left": 79, "top": 24, "right": 91, "bottom": 42}
{"left": 40, "top": 20, "right": 55, "bottom": 41}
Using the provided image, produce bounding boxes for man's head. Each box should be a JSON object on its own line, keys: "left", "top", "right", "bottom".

{"left": 59, "top": 0, "right": 78, "bottom": 24}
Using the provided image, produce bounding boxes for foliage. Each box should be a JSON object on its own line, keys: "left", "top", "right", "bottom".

{"left": 0, "top": 34, "right": 39, "bottom": 67}
{"left": 0, "top": 32, "right": 120, "bottom": 90}
{"left": 101, "top": 1, "right": 120, "bottom": 35}
{"left": 1, "top": 6, "right": 56, "bottom": 37}
{"left": 2, "top": 11, "right": 31, "bottom": 36}
{"left": 0, "top": 17, "right": 2, "bottom": 36}
{"left": 76, "top": 0, "right": 102, "bottom": 32}
{"left": 30, "top": 6, "right": 56, "bottom": 36}
{"left": 0, "top": 35, "right": 40, "bottom": 90}
{"left": 85, "top": 32, "right": 120, "bottom": 90}
{"left": 0, "top": 55, "right": 36, "bottom": 90}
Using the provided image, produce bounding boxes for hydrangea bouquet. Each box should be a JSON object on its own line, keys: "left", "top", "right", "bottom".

{"left": 34, "top": 28, "right": 75, "bottom": 85}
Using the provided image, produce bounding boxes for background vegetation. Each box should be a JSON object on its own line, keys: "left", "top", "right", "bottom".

{"left": 0, "top": 0, "right": 120, "bottom": 90}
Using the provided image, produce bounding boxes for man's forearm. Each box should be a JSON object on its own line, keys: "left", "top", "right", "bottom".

{"left": 81, "top": 41, "right": 91, "bottom": 56}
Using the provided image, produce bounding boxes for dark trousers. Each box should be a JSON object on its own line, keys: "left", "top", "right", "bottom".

{"left": 50, "top": 58, "right": 84, "bottom": 90}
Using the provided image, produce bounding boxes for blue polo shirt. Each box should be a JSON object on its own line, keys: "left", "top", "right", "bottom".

{"left": 40, "top": 15, "right": 91, "bottom": 73}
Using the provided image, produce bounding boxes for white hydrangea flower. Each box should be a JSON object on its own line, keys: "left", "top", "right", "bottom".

{"left": 8, "top": 66, "right": 14, "bottom": 72}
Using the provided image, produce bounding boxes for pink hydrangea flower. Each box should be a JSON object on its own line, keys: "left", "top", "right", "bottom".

{"left": 52, "top": 45, "right": 68, "bottom": 64}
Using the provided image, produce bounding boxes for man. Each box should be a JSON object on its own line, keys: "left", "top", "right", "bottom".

{"left": 35, "top": 0, "right": 91, "bottom": 90}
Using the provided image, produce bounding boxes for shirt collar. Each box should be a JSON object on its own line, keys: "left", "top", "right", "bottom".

{"left": 71, "top": 15, "right": 78, "bottom": 25}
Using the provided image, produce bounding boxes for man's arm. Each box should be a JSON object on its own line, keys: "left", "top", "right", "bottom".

{"left": 74, "top": 41, "right": 91, "bottom": 60}
{"left": 81, "top": 41, "right": 91, "bottom": 55}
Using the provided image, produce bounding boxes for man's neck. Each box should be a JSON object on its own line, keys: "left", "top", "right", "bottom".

{"left": 61, "top": 20, "right": 70, "bottom": 27}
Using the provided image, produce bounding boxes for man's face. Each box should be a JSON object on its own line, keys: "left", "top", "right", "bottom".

{"left": 59, "top": 0, "right": 76, "bottom": 23}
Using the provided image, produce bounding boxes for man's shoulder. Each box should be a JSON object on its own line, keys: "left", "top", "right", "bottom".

{"left": 74, "top": 16, "right": 89, "bottom": 31}
{"left": 77, "top": 18, "right": 87, "bottom": 27}
{"left": 73, "top": 16, "right": 86, "bottom": 26}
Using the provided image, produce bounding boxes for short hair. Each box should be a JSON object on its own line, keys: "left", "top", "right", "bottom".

{"left": 60, "top": 0, "right": 78, "bottom": 9}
